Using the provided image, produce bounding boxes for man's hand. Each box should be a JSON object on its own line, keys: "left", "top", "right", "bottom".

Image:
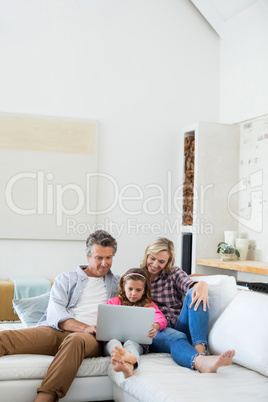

{"left": 84, "top": 325, "right": 97, "bottom": 335}
{"left": 189, "top": 281, "right": 210, "bottom": 311}
{"left": 59, "top": 318, "right": 97, "bottom": 334}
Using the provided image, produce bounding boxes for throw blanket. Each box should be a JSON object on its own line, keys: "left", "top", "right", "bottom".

{"left": 9, "top": 276, "right": 51, "bottom": 300}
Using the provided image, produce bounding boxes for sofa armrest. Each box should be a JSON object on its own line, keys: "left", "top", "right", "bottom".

{"left": 0, "top": 278, "right": 54, "bottom": 321}
{"left": 0, "top": 279, "right": 19, "bottom": 321}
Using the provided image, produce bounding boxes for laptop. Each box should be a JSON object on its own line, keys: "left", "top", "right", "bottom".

{"left": 96, "top": 304, "right": 155, "bottom": 345}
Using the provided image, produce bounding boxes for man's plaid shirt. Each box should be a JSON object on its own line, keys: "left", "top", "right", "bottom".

{"left": 150, "top": 267, "right": 196, "bottom": 327}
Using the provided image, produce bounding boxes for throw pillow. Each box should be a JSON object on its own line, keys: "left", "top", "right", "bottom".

{"left": 13, "top": 292, "right": 50, "bottom": 327}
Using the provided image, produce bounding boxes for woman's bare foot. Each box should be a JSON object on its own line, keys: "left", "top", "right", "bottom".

{"left": 194, "top": 343, "right": 206, "bottom": 354}
{"left": 111, "top": 345, "right": 137, "bottom": 365}
{"left": 194, "top": 349, "right": 235, "bottom": 373}
{"left": 111, "top": 357, "right": 134, "bottom": 378}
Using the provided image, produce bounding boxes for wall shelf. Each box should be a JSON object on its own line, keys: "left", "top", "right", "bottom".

{"left": 197, "top": 258, "right": 268, "bottom": 276}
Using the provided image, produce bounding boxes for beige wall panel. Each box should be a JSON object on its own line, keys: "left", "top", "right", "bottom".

{"left": 0, "top": 115, "right": 96, "bottom": 155}
{"left": 0, "top": 113, "right": 98, "bottom": 240}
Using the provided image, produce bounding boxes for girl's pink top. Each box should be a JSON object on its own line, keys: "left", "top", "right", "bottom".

{"left": 107, "top": 297, "right": 167, "bottom": 331}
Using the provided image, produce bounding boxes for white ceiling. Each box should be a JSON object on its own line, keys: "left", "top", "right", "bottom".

{"left": 210, "top": 0, "right": 259, "bottom": 20}
{"left": 191, "top": 0, "right": 260, "bottom": 37}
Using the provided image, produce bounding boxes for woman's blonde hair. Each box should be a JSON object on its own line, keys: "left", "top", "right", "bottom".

{"left": 117, "top": 268, "right": 152, "bottom": 307}
{"left": 140, "top": 237, "right": 175, "bottom": 275}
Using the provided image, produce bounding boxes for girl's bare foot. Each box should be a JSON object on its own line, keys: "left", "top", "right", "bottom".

{"left": 111, "top": 357, "right": 134, "bottom": 378}
{"left": 194, "top": 349, "right": 235, "bottom": 373}
{"left": 111, "top": 345, "right": 137, "bottom": 365}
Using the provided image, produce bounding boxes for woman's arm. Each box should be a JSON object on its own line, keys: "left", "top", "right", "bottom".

{"left": 190, "top": 281, "right": 210, "bottom": 311}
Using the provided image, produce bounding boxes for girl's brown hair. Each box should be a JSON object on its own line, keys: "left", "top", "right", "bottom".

{"left": 117, "top": 268, "right": 152, "bottom": 307}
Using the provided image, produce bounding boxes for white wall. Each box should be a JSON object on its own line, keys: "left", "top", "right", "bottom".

{"left": 220, "top": 1, "right": 268, "bottom": 123}
{"left": 238, "top": 114, "right": 268, "bottom": 264}
{"left": 220, "top": 2, "right": 268, "bottom": 282}
{"left": 0, "top": 0, "right": 220, "bottom": 278}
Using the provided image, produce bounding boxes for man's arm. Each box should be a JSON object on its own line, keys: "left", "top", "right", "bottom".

{"left": 44, "top": 271, "right": 84, "bottom": 330}
{"left": 59, "top": 318, "right": 96, "bottom": 334}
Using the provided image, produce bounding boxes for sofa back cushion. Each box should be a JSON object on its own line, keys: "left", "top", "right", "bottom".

{"left": 208, "top": 290, "right": 268, "bottom": 377}
{"left": 12, "top": 274, "right": 238, "bottom": 331}
{"left": 193, "top": 275, "right": 237, "bottom": 332}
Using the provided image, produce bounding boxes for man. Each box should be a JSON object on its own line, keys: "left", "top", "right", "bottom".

{"left": 0, "top": 230, "right": 119, "bottom": 402}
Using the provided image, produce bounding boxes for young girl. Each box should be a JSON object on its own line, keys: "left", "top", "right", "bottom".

{"left": 104, "top": 268, "right": 167, "bottom": 378}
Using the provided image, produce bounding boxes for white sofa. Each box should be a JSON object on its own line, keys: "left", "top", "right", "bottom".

{"left": 1, "top": 275, "right": 268, "bottom": 402}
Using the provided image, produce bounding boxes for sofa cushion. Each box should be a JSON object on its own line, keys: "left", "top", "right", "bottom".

{"left": 110, "top": 353, "right": 268, "bottom": 402}
{"left": 193, "top": 275, "right": 237, "bottom": 332}
{"left": 0, "top": 354, "right": 111, "bottom": 381}
{"left": 12, "top": 292, "right": 50, "bottom": 327}
{"left": 208, "top": 290, "right": 268, "bottom": 377}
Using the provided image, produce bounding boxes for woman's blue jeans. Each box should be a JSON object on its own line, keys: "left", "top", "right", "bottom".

{"left": 149, "top": 287, "right": 209, "bottom": 369}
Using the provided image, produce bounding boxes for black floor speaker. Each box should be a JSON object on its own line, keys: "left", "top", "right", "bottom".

{"left": 181, "top": 233, "right": 192, "bottom": 275}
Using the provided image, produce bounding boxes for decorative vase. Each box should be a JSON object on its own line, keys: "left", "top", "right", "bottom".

{"left": 224, "top": 231, "right": 237, "bottom": 247}
{"left": 219, "top": 251, "right": 236, "bottom": 262}
{"left": 235, "top": 239, "right": 249, "bottom": 261}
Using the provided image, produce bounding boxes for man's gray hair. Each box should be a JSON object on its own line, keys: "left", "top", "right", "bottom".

{"left": 85, "top": 230, "right": 117, "bottom": 256}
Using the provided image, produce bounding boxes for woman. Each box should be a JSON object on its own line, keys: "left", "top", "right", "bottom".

{"left": 140, "top": 237, "right": 235, "bottom": 373}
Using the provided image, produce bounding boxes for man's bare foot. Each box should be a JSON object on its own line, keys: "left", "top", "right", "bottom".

{"left": 194, "top": 349, "right": 235, "bottom": 373}
{"left": 34, "top": 392, "right": 56, "bottom": 402}
{"left": 111, "top": 345, "right": 137, "bottom": 365}
{"left": 111, "top": 357, "right": 134, "bottom": 378}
